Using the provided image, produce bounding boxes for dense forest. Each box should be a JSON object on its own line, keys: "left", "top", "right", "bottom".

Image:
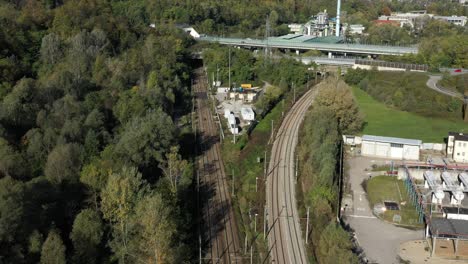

{"left": 0, "top": 0, "right": 197, "bottom": 263}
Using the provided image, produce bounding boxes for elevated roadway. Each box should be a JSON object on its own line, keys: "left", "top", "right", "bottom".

{"left": 266, "top": 87, "right": 318, "bottom": 264}
{"left": 199, "top": 36, "right": 418, "bottom": 56}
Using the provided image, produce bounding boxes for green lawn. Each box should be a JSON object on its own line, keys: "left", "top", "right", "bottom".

{"left": 353, "top": 87, "right": 468, "bottom": 142}
{"left": 366, "top": 176, "right": 423, "bottom": 227}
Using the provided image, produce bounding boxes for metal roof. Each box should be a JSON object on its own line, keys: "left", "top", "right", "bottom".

{"left": 430, "top": 218, "right": 468, "bottom": 238}
{"left": 362, "top": 134, "right": 422, "bottom": 146}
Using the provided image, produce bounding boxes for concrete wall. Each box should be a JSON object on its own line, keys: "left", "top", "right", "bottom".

{"left": 352, "top": 64, "right": 425, "bottom": 72}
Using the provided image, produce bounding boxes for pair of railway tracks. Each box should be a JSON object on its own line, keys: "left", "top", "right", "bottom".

{"left": 194, "top": 68, "right": 240, "bottom": 263}
{"left": 266, "top": 87, "right": 318, "bottom": 264}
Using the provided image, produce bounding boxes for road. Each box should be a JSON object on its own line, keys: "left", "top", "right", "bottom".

{"left": 194, "top": 68, "right": 240, "bottom": 263}
{"left": 426, "top": 75, "right": 463, "bottom": 98}
{"left": 266, "top": 87, "right": 318, "bottom": 264}
{"left": 199, "top": 36, "right": 418, "bottom": 56}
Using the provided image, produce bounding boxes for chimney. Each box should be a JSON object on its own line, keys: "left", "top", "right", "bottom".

{"left": 336, "top": 0, "right": 341, "bottom": 37}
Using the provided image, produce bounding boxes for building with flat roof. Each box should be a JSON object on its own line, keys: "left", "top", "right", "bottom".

{"left": 361, "top": 135, "right": 422, "bottom": 160}
{"left": 434, "top": 15, "right": 467, "bottom": 27}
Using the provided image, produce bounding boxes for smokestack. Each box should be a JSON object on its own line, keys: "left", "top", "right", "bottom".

{"left": 336, "top": 0, "right": 341, "bottom": 37}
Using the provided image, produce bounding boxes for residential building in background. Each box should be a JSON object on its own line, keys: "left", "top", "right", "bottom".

{"left": 447, "top": 132, "right": 468, "bottom": 163}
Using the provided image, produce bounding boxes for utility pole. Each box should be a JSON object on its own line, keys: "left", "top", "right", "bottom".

{"left": 295, "top": 154, "right": 299, "bottom": 184}
{"left": 232, "top": 169, "right": 235, "bottom": 197}
{"left": 244, "top": 235, "right": 248, "bottom": 254}
{"left": 265, "top": 15, "right": 270, "bottom": 58}
{"left": 228, "top": 47, "right": 231, "bottom": 89}
{"left": 337, "top": 140, "right": 343, "bottom": 222}
{"left": 263, "top": 206, "right": 267, "bottom": 239}
{"left": 293, "top": 82, "right": 296, "bottom": 103}
{"left": 264, "top": 151, "right": 267, "bottom": 178}
{"left": 306, "top": 207, "right": 310, "bottom": 244}
{"left": 216, "top": 64, "right": 219, "bottom": 87}
{"left": 199, "top": 234, "right": 202, "bottom": 264}
{"left": 254, "top": 213, "right": 258, "bottom": 233}
{"left": 270, "top": 120, "right": 274, "bottom": 143}
{"left": 250, "top": 245, "right": 253, "bottom": 264}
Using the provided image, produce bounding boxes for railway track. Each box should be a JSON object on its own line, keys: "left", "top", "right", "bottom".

{"left": 266, "top": 87, "right": 318, "bottom": 264}
{"left": 194, "top": 68, "right": 240, "bottom": 264}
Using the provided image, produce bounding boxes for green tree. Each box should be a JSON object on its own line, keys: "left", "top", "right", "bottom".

{"left": 101, "top": 166, "right": 146, "bottom": 263}
{"left": 0, "top": 176, "right": 25, "bottom": 244}
{"left": 40, "top": 33, "right": 62, "bottom": 67}
{"left": 0, "top": 137, "right": 26, "bottom": 179}
{"left": 29, "top": 230, "right": 44, "bottom": 254}
{"left": 80, "top": 159, "right": 112, "bottom": 209}
{"left": 45, "top": 143, "right": 83, "bottom": 185}
{"left": 314, "top": 79, "right": 364, "bottom": 134}
{"left": 114, "top": 109, "right": 175, "bottom": 166}
{"left": 134, "top": 193, "right": 176, "bottom": 263}
{"left": 318, "top": 223, "right": 359, "bottom": 264}
{"left": 40, "top": 229, "right": 66, "bottom": 264}
{"left": 70, "top": 209, "right": 103, "bottom": 264}
{"left": 159, "top": 146, "right": 189, "bottom": 193}
{"left": 0, "top": 78, "right": 39, "bottom": 127}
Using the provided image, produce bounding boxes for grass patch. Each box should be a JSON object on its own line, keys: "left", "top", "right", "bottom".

{"left": 347, "top": 70, "right": 464, "bottom": 120}
{"left": 366, "top": 176, "right": 423, "bottom": 227}
{"left": 353, "top": 87, "right": 468, "bottom": 142}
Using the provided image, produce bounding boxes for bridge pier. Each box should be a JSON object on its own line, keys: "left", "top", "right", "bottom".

{"left": 328, "top": 52, "right": 333, "bottom": 59}
{"left": 296, "top": 50, "right": 300, "bottom": 55}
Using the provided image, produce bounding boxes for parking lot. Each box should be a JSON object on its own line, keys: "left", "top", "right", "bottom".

{"left": 343, "top": 156, "right": 423, "bottom": 264}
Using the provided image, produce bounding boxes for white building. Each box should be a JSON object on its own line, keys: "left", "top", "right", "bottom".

{"left": 288, "top": 24, "right": 304, "bottom": 34}
{"left": 227, "top": 113, "right": 238, "bottom": 135}
{"left": 434, "top": 16, "right": 467, "bottom": 27}
{"left": 347, "top": 24, "right": 365, "bottom": 35}
{"left": 378, "top": 12, "right": 467, "bottom": 28}
{"left": 241, "top": 107, "right": 255, "bottom": 121}
{"left": 182, "top": 27, "right": 200, "bottom": 38}
{"left": 361, "top": 135, "right": 421, "bottom": 160}
{"left": 447, "top": 132, "right": 468, "bottom": 163}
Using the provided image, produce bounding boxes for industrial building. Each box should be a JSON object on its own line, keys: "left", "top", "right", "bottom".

{"left": 240, "top": 107, "right": 255, "bottom": 122}
{"left": 447, "top": 132, "right": 468, "bottom": 163}
{"left": 377, "top": 12, "right": 467, "bottom": 28}
{"left": 401, "top": 165, "right": 468, "bottom": 259}
{"left": 361, "top": 135, "right": 421, "bottom": 160}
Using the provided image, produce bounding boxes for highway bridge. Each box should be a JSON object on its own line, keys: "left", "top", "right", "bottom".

{"left": 198, "top": 36, "right": 418, "bottom": 56}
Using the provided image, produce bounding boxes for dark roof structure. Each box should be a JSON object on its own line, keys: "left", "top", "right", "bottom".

{"left": 429, "top": 218, "right": 468, "bottom": 239}
{"left": 443, "top": 207, "right": 468, "bottom": 215}
{"left": 449, "top": 132, "right": 468, "bottom": 141}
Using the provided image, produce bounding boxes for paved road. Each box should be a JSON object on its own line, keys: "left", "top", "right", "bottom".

{"left": 199, "top": 36, "right": 418, "bottom": 56}
{"left": 266, "top": 87, "right": 318, "bottom": 264}
{"left": 426, "top": 75, "right": 463, "bottom": 99}
{"left": 344, "top": 157, "right": 423, "bottom": 264}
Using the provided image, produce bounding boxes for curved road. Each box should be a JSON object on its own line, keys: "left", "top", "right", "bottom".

{"left": 426, "top": 75, "right": 463, "bottom": 98}
{"left": 267, "top": 87, "right": 318, "bottom": 264}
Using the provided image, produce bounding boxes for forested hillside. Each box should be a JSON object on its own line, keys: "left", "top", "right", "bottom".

{"left": 0, "top": 0, "right": 195, "bottom": 263}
